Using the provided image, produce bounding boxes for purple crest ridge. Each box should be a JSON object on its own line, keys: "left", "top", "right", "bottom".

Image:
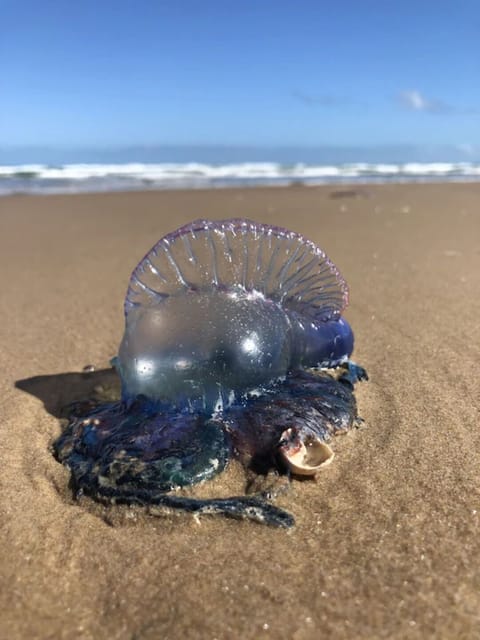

{"left": 125, "top": 218, "right": 349, "bottom": 325}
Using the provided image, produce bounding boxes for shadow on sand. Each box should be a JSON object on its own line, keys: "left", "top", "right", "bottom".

{"left": 15, "top": 368, "right": 120, "bottom": 419}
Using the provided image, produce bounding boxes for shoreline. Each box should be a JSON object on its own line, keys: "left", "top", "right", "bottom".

{"left": 2, "top": 175, "right": 480, "bottom": 198}
{"left": 1, "top": 160, "right": 480, "bottom": 197}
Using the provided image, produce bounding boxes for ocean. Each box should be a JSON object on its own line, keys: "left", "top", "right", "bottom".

{"left": 1, "top": 161, "right": 480, "bottom": 196}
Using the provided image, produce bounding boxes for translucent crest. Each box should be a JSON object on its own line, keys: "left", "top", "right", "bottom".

{"left": 125, "top": 218, "right": 349, "bottom": 323}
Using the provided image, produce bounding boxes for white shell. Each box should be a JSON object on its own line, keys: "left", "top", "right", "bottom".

{"left": 279, "top": 428, "right": 335, "bottom": 476}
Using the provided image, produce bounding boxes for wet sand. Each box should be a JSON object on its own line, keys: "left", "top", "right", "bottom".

{"left": 1, "top": 183, "right": 480, "bottom": 639}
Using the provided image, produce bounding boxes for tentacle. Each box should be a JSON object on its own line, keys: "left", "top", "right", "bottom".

{"left": 54, "top": 368, "right": 365, "bottom": 526}
{"left": 83, "top": 486, "right": 294, "bottom": 528}
{"left": 54, "top": 403, "right": 230, "bottom": 492}
{"left": 55, "top": 400, "right": 294, "bottom": 527}
{"left": 224, "top": 368, "right": 362, "bottom": 477}
{"left": 338, "top": 360, "right": 369, "bottom": 386}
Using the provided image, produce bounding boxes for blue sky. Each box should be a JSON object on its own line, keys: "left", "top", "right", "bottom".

{"left": 1, "top": 1, "right": 479, "bottom": 161}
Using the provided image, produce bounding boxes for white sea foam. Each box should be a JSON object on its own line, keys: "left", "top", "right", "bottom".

{"left": 1, "top": 162, "right": 479, "bottom": 195}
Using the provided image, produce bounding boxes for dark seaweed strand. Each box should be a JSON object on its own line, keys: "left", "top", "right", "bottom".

{"left": 83, "top": 485, "right": 294, "bottom": 528}
{"left": 124, "top": 218, "right": 349, "bottom": 322}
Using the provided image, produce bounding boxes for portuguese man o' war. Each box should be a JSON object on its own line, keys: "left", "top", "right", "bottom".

{"left": 55, "top": 219, "right": 367, "bottom": 527}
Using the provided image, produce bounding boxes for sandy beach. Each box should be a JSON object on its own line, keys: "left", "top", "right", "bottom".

{"left": 1, "top": 183, "right": 479, "bottom": 639}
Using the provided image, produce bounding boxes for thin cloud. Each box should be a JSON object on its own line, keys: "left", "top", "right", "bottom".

{"left": 398, "top": 89, "right": 453, "bottom": 114}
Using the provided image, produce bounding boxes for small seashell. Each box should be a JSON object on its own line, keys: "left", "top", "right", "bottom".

{"left": 278, "top": 427, "right": 334, "bottom": 476}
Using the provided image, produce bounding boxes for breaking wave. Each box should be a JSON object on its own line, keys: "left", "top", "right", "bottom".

{"left": 1, "top": 162, "right": 480, "bottom": 195}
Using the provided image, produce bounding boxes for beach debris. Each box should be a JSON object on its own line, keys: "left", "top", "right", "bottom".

{"left": 54, "top": 219, "right": 367, "bottom": 527}
{"left": 329, "top": 189, "right": 370, "bottom": 199}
